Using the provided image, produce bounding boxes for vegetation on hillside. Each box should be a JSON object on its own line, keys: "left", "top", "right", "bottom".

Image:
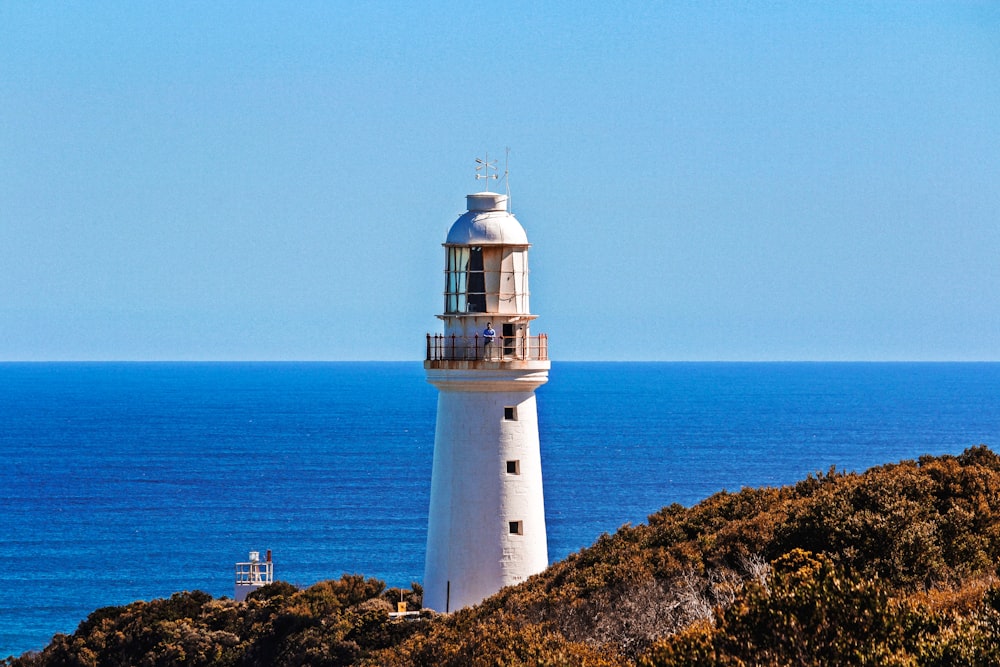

{"left": 8, "top": 446, "right": 1000, "bottom": 666}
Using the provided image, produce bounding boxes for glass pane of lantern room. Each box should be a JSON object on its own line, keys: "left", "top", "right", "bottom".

{"left": 467, "top": 247, "right": 485, "bottom": 313}
{"left": 446, "top": 247, "right": 469, "bottom": 313}
{"left": 511, "top": 250, "right": 527, "bottom": 313}
{"left": 483, "top": 247, "right": 502, "bottom": 313}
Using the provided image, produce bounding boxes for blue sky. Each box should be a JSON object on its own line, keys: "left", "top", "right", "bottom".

{"left": 2, "top": 2, "right": 998, "bottom": 361}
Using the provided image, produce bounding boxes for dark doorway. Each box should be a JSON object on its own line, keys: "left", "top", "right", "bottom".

{"left": 502, "top": 323, "right": 516, "bottom": 358}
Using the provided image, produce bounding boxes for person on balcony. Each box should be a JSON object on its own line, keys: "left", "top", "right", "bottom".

{"left": 483, "top": 323, "right": 496, "bottom": 360}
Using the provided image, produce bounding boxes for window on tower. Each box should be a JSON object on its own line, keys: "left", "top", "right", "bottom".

{"left": 509, "top": 520, "right": 523, "bottom": 535}
{"left": 506, "top": 460, "right": 520, "bottom": 475}
{"left": 504, "top": 406, "right": 517, "bottom": 421}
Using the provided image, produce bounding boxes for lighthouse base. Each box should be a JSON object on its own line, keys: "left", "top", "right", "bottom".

{"left": 423, "top": 364, "right": 549, "bottom": 612}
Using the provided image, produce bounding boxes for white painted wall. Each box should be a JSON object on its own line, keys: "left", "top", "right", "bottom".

{"left": 234, "top": 582, "right": 266, "bottom": 602}
{"left": 423, "top": 365, "right": 549, "bottom": 612}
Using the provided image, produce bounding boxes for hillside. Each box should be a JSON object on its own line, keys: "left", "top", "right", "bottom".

{"left": 8, "top": 446, "right": 1000, "bottom": 666}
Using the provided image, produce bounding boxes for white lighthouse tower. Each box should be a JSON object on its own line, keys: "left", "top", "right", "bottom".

{"left": 423, "top": 165, "right": 550, "bottom": 612}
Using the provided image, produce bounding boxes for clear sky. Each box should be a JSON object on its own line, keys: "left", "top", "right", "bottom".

{"left": 2, "top": 2, "right": 998, "bottom": 361}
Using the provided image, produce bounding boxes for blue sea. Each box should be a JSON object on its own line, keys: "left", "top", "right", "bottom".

{"left": 3, "top": 362, "right": 999, "bottom": 657}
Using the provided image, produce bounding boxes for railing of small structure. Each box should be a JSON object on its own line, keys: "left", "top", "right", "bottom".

{"left": 235, "top": 559, "right": 274, "bottom": 586}
{"left": 426, "top": 334, "right": 549, "bottom": 362}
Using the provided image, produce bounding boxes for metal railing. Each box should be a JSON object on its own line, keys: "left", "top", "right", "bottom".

{"left": 426, "top": 334, "right": 549, "bottom": 362}
{"left": 235, "top": 560, "right": 273, "bottom": 586}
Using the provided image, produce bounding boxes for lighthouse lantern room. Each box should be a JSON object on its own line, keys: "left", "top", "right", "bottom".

{"left": 423, "top": 163, "right": 550, "bottom": 612}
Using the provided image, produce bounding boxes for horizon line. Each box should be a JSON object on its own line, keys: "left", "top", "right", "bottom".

{"left": 1, "top": 359, "right": 997, "bottom": 364}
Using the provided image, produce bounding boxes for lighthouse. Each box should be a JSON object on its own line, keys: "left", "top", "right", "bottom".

{"left": 423, "top": 168, "right": 550, "bottom": 612}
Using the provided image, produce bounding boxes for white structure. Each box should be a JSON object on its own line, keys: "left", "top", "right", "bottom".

{"left": 423, "top": 186, "right": 550, "bottom": 612}
{"left": 234, "top": 549, "right": 273, "bottom": 602}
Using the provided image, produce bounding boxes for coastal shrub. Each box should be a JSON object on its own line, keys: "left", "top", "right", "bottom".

{"left": 245, "top": 581, "right": 298, "bottom": 602}
{"left": 10, "top": 447, "right": 1000, "bottom": 667}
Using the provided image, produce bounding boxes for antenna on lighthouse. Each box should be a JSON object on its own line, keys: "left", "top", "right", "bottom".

{"left": 475, "top": 153, "right": 498, "bottom": 192}
{"left": 503, "top": 147, "right": 511, "bottom": 212}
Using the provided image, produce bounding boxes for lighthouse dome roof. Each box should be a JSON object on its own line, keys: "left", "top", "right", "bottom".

{"left": 445, "top": 192, "right": 528, "bottom": 246}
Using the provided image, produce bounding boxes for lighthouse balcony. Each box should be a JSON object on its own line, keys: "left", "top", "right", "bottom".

{"left": 425, "top": 333, "right": 549, "bottom": 363}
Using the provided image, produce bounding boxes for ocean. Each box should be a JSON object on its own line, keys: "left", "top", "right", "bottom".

{"left": 2, "top": 362, "right": 998, "bottom": 657}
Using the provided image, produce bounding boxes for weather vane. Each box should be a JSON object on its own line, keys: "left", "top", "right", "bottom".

{"left": 475, "top": 153, "right": 499, "bottom": 192}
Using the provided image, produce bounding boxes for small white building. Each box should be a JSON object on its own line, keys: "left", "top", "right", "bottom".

{"left": 234, "top": 550, "right": 273, "bottom": 602}
{"left": 423, "top": 185, "right": 550, "bottom": 612}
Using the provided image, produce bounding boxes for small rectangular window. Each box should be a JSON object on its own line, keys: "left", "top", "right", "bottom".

{"left": 506, "top": 460, "right": 520, "bottom": 475}
{"left": 504, "top": 406, "right": 517, "bottom": 421}
{"left": 509, "top": 520, "right": 523, "bottom": 535}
